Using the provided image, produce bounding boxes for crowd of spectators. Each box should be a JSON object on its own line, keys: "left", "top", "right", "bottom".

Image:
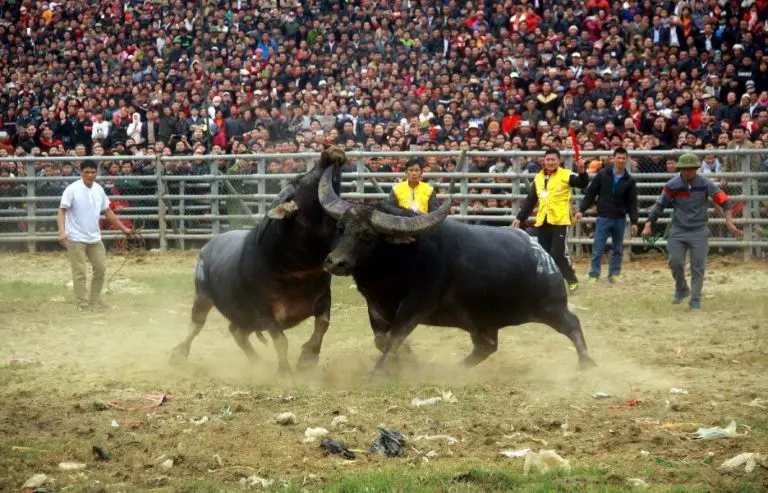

{"left": 1, "top": 0, "right": 768, "bottom": 234}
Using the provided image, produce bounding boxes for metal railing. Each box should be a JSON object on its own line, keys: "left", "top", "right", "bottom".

{"left": 1, "top": 149, "right": 766, "bottom": 259}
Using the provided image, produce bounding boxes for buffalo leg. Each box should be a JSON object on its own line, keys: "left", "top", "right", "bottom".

{"left": 268, "top": 327, "right": 291, "bottom": 375}
{"left": 541, "top": 308, "right": 596, "bottom": 369}
{"left": 297, "top": 288, "right": 331, "bottom": 370}
{"left": 370, "top": 307, "right": 414, "bottom": 357}
{"left": 229, "top": 323, "right": 260, "bottom": 364}
{"left": 461, "top": 330, "right": 499, "bottom": 367}
{"left": 370, "top": 308, "right": 391, "bottom": 353}
{"left": 370, "top": 314, "right": 421, "bottom": 376}
{"left": 169, "top": 292, "right": 213, "bottom": 365}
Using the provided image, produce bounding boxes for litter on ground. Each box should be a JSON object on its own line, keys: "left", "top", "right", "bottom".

{"left": 370, "top": 427, "right": 406, "bottom": 457}
{"left": 411, "top": 397, "right": 441, "bottom": 408}
{"left": 720, "top": 453, "right": 767, "bottom": 473}
{"left": 302, "top": 427, "right": 330, "bottom": 443}
{"left": 501, "top": 448, "right": 531, "bottom": 458}
{"left": 276, "top": 412, "right": 297, "bottom": 425}
{"left": 693, "top": 420, "right": 741, "bottom": 440}
{"left": 523, "top": 449, "right": 571, "bottom": 475}
{"left": 414, "top": 434, "right": 458, "bottom": 445}
{"left": 626, "top": 478, "right": 650, "bottom": 488}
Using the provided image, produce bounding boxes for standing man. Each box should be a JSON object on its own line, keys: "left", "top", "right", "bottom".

{"left": 575, "top": 147, "right": 639, "bottom": 283}
{"left": 57, "top": 160, "right": 134, "bottom": 311}
{"left": 387, "top": 159, "right": 440, "bottom": 214}
{"left": 512, "top": 148, "right": 589, "bottom": 292}
{"left": 642, "top": 153, "right": 742, "bottom": 310}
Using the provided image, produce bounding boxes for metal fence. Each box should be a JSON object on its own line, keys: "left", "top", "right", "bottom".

{"left": 1, "top": 150, "right": 767, "bottom": 259}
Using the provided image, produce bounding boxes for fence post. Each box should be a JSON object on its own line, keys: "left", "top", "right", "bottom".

{"left": 258, "top": 158, "right": 266, "bottom": 218}
{"left": 178, "top": 180, "right": 186, "bottom": 250}
{"left": 25, "top": 161, "right": 36, "bottom": 253}
{"left": 458, "top": 151, "right": 469, "bottom": 219}
{"left": 741, "top": 155, "right": 753, "bottom": 261}
{"left": 155, "top": 155, "right": 168, "bottom": 251}
{"left": 356, "top": 156, "right": 365, "bottom": 199}
{"left": 210, "top": 164, "right": 220, "bottom": 236}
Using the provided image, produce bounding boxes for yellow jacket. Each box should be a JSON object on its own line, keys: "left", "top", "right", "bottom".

{"left": 390, "top": 181, "right": 437, "bottom": 214}
{"left": 516, "top": 167, "right": 589, "bottom": 227}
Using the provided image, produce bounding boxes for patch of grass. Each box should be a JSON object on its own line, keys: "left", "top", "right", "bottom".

{"left": 131, "top": 272, "right": 191, "bottom": 295}
{"left": 175, "top": 479, "right": 241, "bottom": 493}
{"left": 733, "top": 480, "right": 768, "bottom": 493}
{"left": 322, "top": 466, "right": 627, "bottom": 493}
{"left": 0, "top": 280, "right": 61, "bottom": 301}
{"left": 742, "top": 417, "right": 768, "bottom": 433}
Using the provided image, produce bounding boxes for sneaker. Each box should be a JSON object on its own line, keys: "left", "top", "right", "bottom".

{"left": 76, "top": 303, "right": 90, "bottom": 312}
{"left": 608, "top": 274, "right": 621, "bottom": 284}
{"left": 568, "top": 283, "right": 579, "bottom": 293}
{"left": 587, "top": 277, "right": 599, "bottom": 284}
{"left": 672, "top": 288, "right": 691, "bottom": 304}
{"left": 689, "top": 299, "right": 701, "bottom": 310}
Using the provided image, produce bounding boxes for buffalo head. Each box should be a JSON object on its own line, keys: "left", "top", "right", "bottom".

{"left": 318, "top": 166, "right": 452, "bottom": 276}
{"left": 267, "top": 145, "right": 346, "bottom": 220}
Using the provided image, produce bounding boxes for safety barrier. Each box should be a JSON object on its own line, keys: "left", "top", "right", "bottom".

{"left": 1, "top": 150, "right": 766, "bottom": 258}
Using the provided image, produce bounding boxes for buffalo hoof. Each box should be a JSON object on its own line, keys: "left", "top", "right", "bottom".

{"left": 276, "top": 365, "right": 293, "bottom": 379}
{"left": 578, "top": 357, "right": 597, "bottom": 370}
{"left": 367, "top": 369, "right": 389, "bottom": 385}
{"left": 168, "top": 346, "right": 189, "bottom": 366}
{"left": 296, "top": 350, "right": 320, "bottom": 371}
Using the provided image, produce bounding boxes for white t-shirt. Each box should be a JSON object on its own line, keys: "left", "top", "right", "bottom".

{"left": 59, "top": 179, "right": 110, "bottom": 243}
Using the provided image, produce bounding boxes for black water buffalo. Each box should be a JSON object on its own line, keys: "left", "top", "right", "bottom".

{"left": 169, "top": 146, "right": 347, "bottom": 373}
{"left": 316, "top": 166, "right": 596, "bottom": 374}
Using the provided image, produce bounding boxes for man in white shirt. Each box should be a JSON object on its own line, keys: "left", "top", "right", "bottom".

{"left": 57, "top": 160, "right": 134, "bottom": 311}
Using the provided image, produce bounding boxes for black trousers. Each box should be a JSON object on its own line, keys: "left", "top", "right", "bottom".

{"left": 537, "top": 223, "right": 579, "bottom": 285}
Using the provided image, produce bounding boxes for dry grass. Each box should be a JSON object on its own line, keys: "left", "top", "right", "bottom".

{"left": 1, "top": 250, "right": 767, "bottom": 492}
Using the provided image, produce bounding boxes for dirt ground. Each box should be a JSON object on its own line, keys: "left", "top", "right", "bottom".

{"left": 1, "top": 250, "right": 767, "bottom": 492}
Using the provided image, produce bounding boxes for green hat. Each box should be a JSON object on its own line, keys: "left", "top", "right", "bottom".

{"left": 675, "top": 153, "right": 700, "bottom": 169}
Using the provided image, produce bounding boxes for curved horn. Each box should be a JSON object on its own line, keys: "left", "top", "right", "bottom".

{"left": 370, "top": 150, "right": 464, "bottom": 235}
{"left": 318, "top": 165, "right": 353, "bottom": 220}
{"left": 370, "top": 189, "right": 452, "bottom": 236}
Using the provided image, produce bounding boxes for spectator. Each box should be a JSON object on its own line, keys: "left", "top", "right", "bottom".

{"left": 0, "top": 0, "right": 762, "bottom": 244}
{"left": 512, "top": 148, "right": 589, "bottom": 292}
{"left": 386, "top": 159, "right": 439, "bottom": 214}
{"left": 643, "top": 154, "right": 742, "bottom": 311}
{"left": 57, "top": 160, "right": 134, "bottom": 312}
{"left": 576, "top": 147, "right": 639, "bottom": 283}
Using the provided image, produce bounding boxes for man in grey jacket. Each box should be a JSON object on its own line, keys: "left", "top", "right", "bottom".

{"left": 642, "top": 153, "right": 742, "bottom": 310}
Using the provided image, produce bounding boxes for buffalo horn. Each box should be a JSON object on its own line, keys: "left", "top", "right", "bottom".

{"left": 370, "top": 189, "right": 452, "bottom": 236}
{"left": 318, "top": 166, "right": 352, "bottom": 219}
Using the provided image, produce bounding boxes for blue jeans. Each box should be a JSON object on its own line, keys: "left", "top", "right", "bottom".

{"left": 589, "top": 217, "right": 626, "bottom": 279}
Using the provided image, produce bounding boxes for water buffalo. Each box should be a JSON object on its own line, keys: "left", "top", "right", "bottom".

{"left": 169, "top": 146, "right": 347, "bottom": 373}
{"left": 316, "top": 166, "right": 596, "bottom": 375}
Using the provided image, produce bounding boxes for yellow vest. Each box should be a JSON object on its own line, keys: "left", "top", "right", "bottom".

{"left": 393, "top": 181, "right": 434, "bottom": 214}
{"left": 533, "top": 167, "right": 573, "bottom": 226}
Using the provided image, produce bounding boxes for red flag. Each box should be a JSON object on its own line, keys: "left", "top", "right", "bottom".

{"left": 569, "top": 127, "right": 580, "bottom": 162}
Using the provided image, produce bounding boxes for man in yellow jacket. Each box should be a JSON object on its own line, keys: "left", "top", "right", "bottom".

{"left": 511, "top": 148, "right": 589, "bottom": 292}
{"left": 387, "top": 159, "right": 440, "bottom": 214}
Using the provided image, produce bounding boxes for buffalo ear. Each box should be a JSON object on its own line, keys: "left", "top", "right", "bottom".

{"left": 384, "top": 235, "right": 416, "bottom": 245}
{"left": 267, "top": 201, "right": 299, "bottom": 219}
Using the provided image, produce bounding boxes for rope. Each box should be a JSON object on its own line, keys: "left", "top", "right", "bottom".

{"left": 105, "top": 219, "right": 147, "bottom": 295}
{"left": 643, "top": 233, "right": 667, "bottom": 255}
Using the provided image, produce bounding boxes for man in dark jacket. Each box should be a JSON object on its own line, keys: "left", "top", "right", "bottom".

{"left": 576, "top": 147, "right": 639, "bottom": 283}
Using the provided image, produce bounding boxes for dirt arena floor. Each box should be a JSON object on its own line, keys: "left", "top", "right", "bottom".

{"left": 1, "top": 249, "right": 767, "bottom": 492}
